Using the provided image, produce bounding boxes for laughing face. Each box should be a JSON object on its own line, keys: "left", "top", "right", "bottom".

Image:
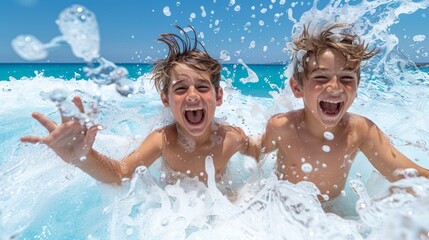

{"left": 291, "top": 48, "right": 359, "bottom": 128}
{"left": 161, "top": 64, "right": 223, "bottom": 138}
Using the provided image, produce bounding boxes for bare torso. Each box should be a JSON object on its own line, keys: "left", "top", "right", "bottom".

{"left": 265, "top": 110, "right": 361, "bottom": 200}
{"left": 161, "top": 123, "right": 248, "bottom": 183}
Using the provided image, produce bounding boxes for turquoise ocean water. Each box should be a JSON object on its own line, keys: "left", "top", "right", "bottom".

{"left": 0, "top": 63, "right": 287, "bottom": 97}
{"left": 2, "top": 0, "right": 429, "bottom": 238}
{"left": 1, "top": 63, "right": 429, "bottom": 239}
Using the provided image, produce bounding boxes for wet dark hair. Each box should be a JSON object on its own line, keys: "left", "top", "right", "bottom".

{"left": 151, "top": 26, "right": 222, "bottom": 95}
{"left": 292, "top": 23, "right": 379, "bottom": 85}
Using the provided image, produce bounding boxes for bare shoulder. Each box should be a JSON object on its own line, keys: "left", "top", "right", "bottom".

{"left": 139, "top": 124, "right": 174, "bottom": 148}
{"left": 220, "top": 123, "right": 260, "bottom": 158}
{"left": 346, "top": 113, "right": 377, "bottom": 130}
{"left": 267, "top": 110, "right": 302, "bottom": 131}
{"left": 219, "top": 124, "right": 246, "bottom": 140}
{"left": 219, "top": 124, "right": 251, "bottom": 147}
{"left": 345, "top": 113, "right": 381, "bottom": 141}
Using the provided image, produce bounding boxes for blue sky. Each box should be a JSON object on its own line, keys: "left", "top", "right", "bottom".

{"left": 1, "top": 0, "right": 428, "bottom": 64}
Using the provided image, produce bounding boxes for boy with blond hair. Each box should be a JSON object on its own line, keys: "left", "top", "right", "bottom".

{"left": 261, "top": 23, "right": 429, "bottom": 202}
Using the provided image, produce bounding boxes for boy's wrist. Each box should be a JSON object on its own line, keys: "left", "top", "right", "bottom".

{"left": 68, "top": 149, "right": 93, "bottom": 167}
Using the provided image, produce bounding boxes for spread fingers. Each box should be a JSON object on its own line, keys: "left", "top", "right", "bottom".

{"left": 32, "top": 112, "right": 57, "bottom": 133}
{"left": 73, "top": 96, "right": 85, "bottom": 113}
{"left": 20, "top": 135, "right": 44, "bottom": 144}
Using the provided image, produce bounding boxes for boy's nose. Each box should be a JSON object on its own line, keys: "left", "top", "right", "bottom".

{"left": 327, "top": 77, "right": 343, "bottom": 93}
{"left": 186, "top": 87, "right": 200, "bottom": 101}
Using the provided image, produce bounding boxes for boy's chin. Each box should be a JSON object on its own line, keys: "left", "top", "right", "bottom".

{"left": 179, "top": 122, "right": 209, "bottom": 137}
{"left": 320, "top": 120, "right": 341, "bottom": 128}
{"left": 318, "top": 112, "right": 343, "bottom": 128}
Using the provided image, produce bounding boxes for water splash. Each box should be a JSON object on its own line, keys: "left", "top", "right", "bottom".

{"left": 351, "top": 174, "right": 429, "bottom": 239}
{"left": 56, "top": 4, "right": 100, "bottom": 62}
{"left": 237, "top": 58, "right": 259, "bottom": 84}
{"left": 287, "top": 0, "right": 429, "bottom": 87}
{"left": 3, "top": 0, "right": 429, "bottom": 239}
{"left": 12, "top": 4, "right": 135, "bottom": 122}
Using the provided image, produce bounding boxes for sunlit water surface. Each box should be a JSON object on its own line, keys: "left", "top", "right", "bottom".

{"left": 1, "top": 0, "right": 429, "bottom": 239}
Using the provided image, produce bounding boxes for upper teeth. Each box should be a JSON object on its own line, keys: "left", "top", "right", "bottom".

{"left": 322, "top": 100, "right": 342, "bottom": 104}
{"left": 186, "top": 107, "right": 203, "bottom": 111}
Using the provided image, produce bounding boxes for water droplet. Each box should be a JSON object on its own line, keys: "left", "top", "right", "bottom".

{"left": 323, "top": 131, "right": 334, "bottom": 140}
{"left": 163, "top": 6, "right": 171, "bottom": 16}
{"left": 135, "top": 166, "right": 147, "bottom": 175}
{"left": 322, "top": 194, "right": 330, "bottom": 201}
{"left": 322, "top": 145, "right": 330, "bottom": 152}
{"left": 394, "top": 168, "right": 419, "bottom": 178}
{"left": 301, "top": 163, "right": 313, "bottom": 173}
{"left": 219, "top": 50, "right": 230, "bottom": 61}
{"left": 161, "top": 218, "right": 169, "bottom": 226}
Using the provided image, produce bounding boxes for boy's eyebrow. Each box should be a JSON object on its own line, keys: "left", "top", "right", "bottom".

{"left": 170, "top": 76, "right": 211, "bottom": 87}
{"left": 310, "top": 67, "right": 328, "bottom": 73}
{"left": 171, "top": 78, "right": 185, "bottom": 87}
{"left": 310, "top": 67, "right": 356, "bottom": 73}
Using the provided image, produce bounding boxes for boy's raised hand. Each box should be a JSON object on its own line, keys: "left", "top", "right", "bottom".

{"left": 20, "top": 96, "right": 101, "bottom": 165}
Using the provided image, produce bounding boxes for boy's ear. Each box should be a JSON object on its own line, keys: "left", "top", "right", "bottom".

{"left": 290, "top": 77, "right": 303, "bottom": 98}
{"left": 161, "top": 92, "right": 169, "bottom": 107}
{"left": 216, "top": 87, "right": 223, "bottom": 106}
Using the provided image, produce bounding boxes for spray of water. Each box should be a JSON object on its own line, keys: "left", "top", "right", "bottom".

{"left": 3, "top": 1, "right": 429, "bottom": 239}
{"left": 11, "top": 4, "right": 134, "bottom": 126}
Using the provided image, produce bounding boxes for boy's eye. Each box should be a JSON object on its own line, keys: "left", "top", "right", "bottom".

{"left": 173, "top": 86, "right": 188, "bottom": 94}
{"left": 197, "top": 85, "right": 211, "bottom": 92}
{"left": 312, "top": 75, "right": 329, "bottom": 82}
{"left": 340, "top": 76, "right": 356, "bottom": 82}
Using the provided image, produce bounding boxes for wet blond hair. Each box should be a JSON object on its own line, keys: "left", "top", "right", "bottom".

{"left": 151, "top": 26, "right": 222, "bottom": 95}
{"left": 292, "top": 23, "right": 378, "bottom": 85}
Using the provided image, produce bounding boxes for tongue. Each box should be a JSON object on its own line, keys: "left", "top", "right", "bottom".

{"left": 185, "top": 110, "right": 204, "bottom": 124}
{"left": 320, "top": 101, "right": 339, "bottom": 115}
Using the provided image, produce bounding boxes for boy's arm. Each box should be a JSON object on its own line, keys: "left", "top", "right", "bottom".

{"left": 21, "top": 96, "right": 163, "bottom": 185}
{"left": 358, "top": 118, "right": 429, "bottom": 181}
{"left": 78, "top": 130, "right": 163, "bottom": 184}
{"left": 225, "top": 125, "right": 260, "bottom": 160}
{"left": 260, "top": 115, "right": 282, "bottom": 155}
{"left": 241, "top": 134, "right": 261, "bottom": 160}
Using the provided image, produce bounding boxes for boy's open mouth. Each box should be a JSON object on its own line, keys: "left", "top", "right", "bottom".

{"left": 184, "top": 107, "right": 205, "bottom": 124}
{"left": 319, "top": 100, "right": 343, "bottom": 116}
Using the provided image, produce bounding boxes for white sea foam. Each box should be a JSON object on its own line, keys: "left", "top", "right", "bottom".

{"left": 2, "top": 0, "right": 429, "bottom": 239}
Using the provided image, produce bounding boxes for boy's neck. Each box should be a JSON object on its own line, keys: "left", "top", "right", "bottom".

{"left": 175, "top": 122, "right": 216, "bottom": 147}
{"left": 300, "top": 109, "right": 344, "bottom": 138}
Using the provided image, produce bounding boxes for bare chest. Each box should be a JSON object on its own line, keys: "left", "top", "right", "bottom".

{"left": 275, "top": 131, "right": 359, "bottom": 198}
{"left": 162, "top": 144, "right": 229, "bottom": 182}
